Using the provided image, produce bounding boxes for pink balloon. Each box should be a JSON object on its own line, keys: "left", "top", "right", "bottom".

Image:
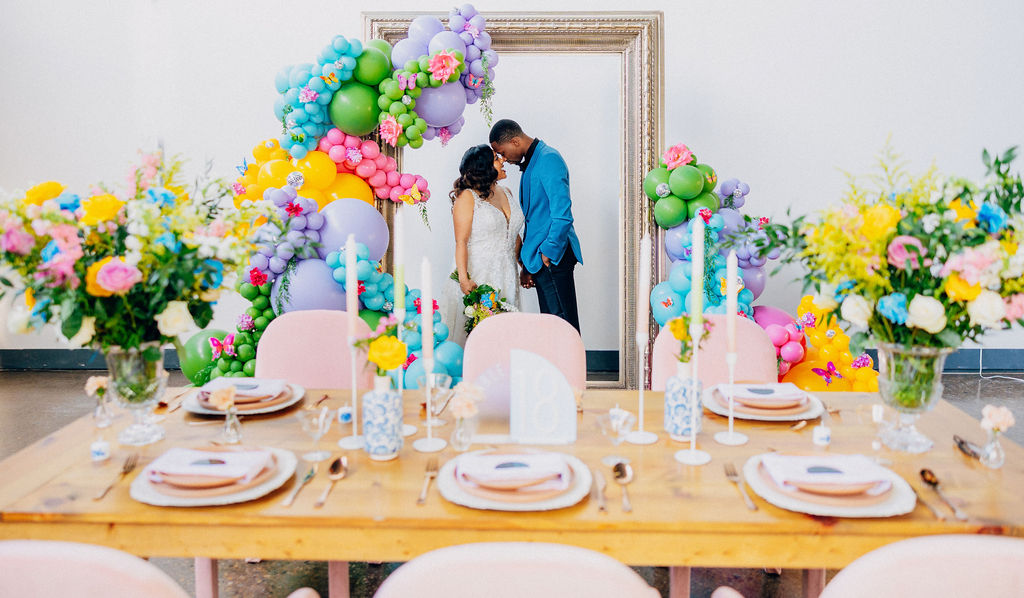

{"left": 368, "top": 171, "right": 387, "bottom": 187}
{"left": 326, "top": 128, "right": 344, "bottom": 144}
{"left": 386, "top": 171, "right": 401, "bottom": 186}
{"left": 360, "top": 141, "right": 380, "bottom": 160}
{"left": 373, "top": 186, "right": 390, "bottom": 199}
{"left": 399, "top": 173, "right": 415, "bottom": 188}
{"left": 785, "top": 323, "right": 804, "bottom": 342}
{"left": 318, "top": 138, "right": 333, "bottom": 153}
{"left": 374, "top": 155, "right": 388, "bottom": 169}
{"left": 778, "top": 361, "right": 791, "bottom": 377}
{"left": 355, "top": 161, "right": 377, "bottom": 179}
{"left": 764, "top": 324, "right": 788, "bottom": 348}
{"left": 779, "top": 341, "right": 805, "bottom": 363}
{"left": 384, "top": 157, "right": 397, "bottom": 172}
{"left": 328, "top": 146, "right": 347, "bottom": 163}
{"left": 343, "top": 135, "right": 360, "bottom": 149}
{"left": 752, "top": 305, "right": 795, "bottom": 330}
{"left": 389, "top": 186, "right": 403, "bottom": 202}
{"left": 414, "top": 175, "right": 428, "bottom": 191}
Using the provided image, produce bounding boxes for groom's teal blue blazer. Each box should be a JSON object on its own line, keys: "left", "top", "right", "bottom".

{"left": 519, "top": 140, "right": 583, "bottom": 274}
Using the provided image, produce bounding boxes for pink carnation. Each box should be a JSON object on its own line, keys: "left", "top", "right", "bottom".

{"left": 1, "top": 227, "right": 35, "bottom": 255}
{"left": 662, "top": 143, "right": 693, "bottom": 170}
{"left": 379, "top": 115, "right": 403, "bottom": 147}
{"left": 1005, "top": 294, "right": 1024, "bottom": 322}
{"left": 96, "top": 259, "right": 142, "bottom": 294}
{"left": 427, "top": 50, "right": 460, "bottom": 83}
{"left": 886, "top": 235, "right": 929, "bottom": 269}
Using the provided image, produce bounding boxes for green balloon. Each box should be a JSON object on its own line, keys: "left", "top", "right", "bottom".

{"left": 669, "top": 165, "right": 704, "bottom": 200}
{"left": 229, "top": 360, "right": 243, "bottom": 373}
{"left": 252, "top": 296, "right": 269, "bottom": 311}
{"left": 254, "top": 316, "right": 269, "bottom": 330}
{"left": 262, "top": 308, "right": 275, "bottom": 320}
{"left": 643, "top": 167, "right": 671, "bottom": 201}
{"left": 259, "top": 282, "right": 272, "bottom": 296}
{"left": 235, "top": 331, "right": 253, "bottom": 346}
{"left": 653, "top": 195, "right": 688, "bottom": 229}
{"left": 365, "top": 39, "right": 392, "bottom": 62}
{"left": 246, "top": 306, "right": 261, "bottom": 318}
{"left": 243, "top": 359, "right": 257, "bottom": 376}
{"left": 354, "top": 47, "right": 391, "bottom": 86}
{"left": 377, "top": 95, "right": 392, "bottom": 111}
{"left": 329, "top": 82, "right": 382, "bottom": 136}
{"left": 695, "top": 164, "right": 717, "bottom": 193}
{"left": 217, "top": 357, "right": 231, "bottom": 371}
{"left": 239, "top": 283, "right": 258, "bottom": 301}
{"left": 236, "top": 343, "right": 256, "bottom": 361}
{"left": 383, "top": 80, "right": 402, "bottom": 100}
{"left": 408, "top": 137, "right": 424, "bottom": 149}
{"left": 210, "top": 368, "right": 226, "bottom": 380}
{"left": 389, "top": 103, "right": 407, "bottom": 116}
{"left": 359, "top": 309, "right": 387, "bottom": 330}
{"left": 178, "top": 329, "right": 228, "bottom": 384}
{"left": 687, "top": 192, "right": 720, "bottom": 219}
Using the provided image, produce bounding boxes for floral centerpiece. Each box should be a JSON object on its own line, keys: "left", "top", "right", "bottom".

{"left": 455, "top": 280, "right": 517, "bottom": 334}
{"left": 353, "top": 315, "right": 409, "bottom": 460}
{"left": 0, "top": 149, "right": 274, "bottom": 445}
{"left": 666, "top": 314, "right": 712, "bottom": 364}
{"left": 764, "top": 144, "right": 1023, "bottom": 452}
{"left": 662, "top": 314, "right": 712, "bottom": 441}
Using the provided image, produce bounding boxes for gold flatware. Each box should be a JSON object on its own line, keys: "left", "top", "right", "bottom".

{"left": 314, "top": 456, "right": 348, "bottom": 508}
{"left": 307, "top": 394, "right": 331, "bottom": 410}
{"left": 593, "top": 469, "right": 608, "bottom": 513}
{"left": 93, "top": 454, "right": 139, "bottom": 500}
{"left": 920, "top": 468, "right": 968, "bottom": 521}
{"left": 164, "top": 387, "right": 193, "bottom": 413}
{"left": 416, "top": 457, "right": 439, "bottom": 505}
{"left": 282, "top": 463, "right": 318, "bottom": 507}
{"left": 724, "top": 462, "right": 757, "bottom": 511}
{"left": 612, "top": 462, "right": 634, "bottom": 513}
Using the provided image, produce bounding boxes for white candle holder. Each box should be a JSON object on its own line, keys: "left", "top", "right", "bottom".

{"left": 714, "top": 352, "right": 748, "bottom": 446}
{"left": 338, "top": 336, "right": 365, "bottom": 450}
{"left": 412, "top": 358, "right": 447, "bottom": 453}
{"left": 394, "top": 309, "right": 417, "bottom": 437}
{"left": 675, "top": 322, "right": 710, "bottom": 465}
{"left": 626, "top": 331, "right": 657, "bottom": 445}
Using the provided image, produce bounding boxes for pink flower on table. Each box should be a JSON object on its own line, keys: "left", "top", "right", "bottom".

{"left": 662, "top": 143, "right": 694, "bottom": 170}
{"left": 1005, "top": 294, "right": 1024, "bottom": 322}
{"left": 379, "top": 115, "right": 403, "bottom": 147}
{"left": 887, "top": 235, "right": 929, "bottom": 269}
{"left": 428, "top": 50, "right": 460, "bottom": 82}
{"left": 96, "top": 258, "right": 143, "bottom": 294}
{"left": 982, "top": 404, "right": 1015, "bottom": 433}
{"left": 1, "top": 227, "right": 35, "bottom": 255}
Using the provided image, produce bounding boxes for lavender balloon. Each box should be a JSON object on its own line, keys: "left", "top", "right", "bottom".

{"left": 408, "top": 16, "right": 445, "bottom": 43}
{"left": 391, "top": 37, "right": 428, "bottom": 70}
{"left": 271, "top": 258, "right": 351, "bottom": 315}
{"left": 718, "top": 178, "right": 750, "bottom": 209}
{"left": 741, "top": 265, "right": 767, "bottom": 301}
{"left": 317, "top": 198, "right": 390, "bottom": 260}
{"left": 663, "top": 222, "right": 690, "bottom": 261}
{"left": 416, "top": 83, "right": 467, "bottom": 127}
{"left": 428, "top": 30, "right": 467, "bottom": 57}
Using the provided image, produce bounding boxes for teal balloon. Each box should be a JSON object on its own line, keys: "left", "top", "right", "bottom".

{"left": 668, "top": 165, "right": 704, "bottom": 200}
{"left": 435, "top": 340, "right": 464, "bottom": 377}
{"left": 179, "top": 329, "right": 228, "bottom": 384}
{"left": 329, "top": 82, "right": 382, "bottom": 136}
{"left": 354, "top": 47, "right": 391, "bottom": 86}
{"left": 643, "top": 167, "right": 671, "bottom": 201}
{"left": 653, "top": 195, "right": 687, "bottom": 229}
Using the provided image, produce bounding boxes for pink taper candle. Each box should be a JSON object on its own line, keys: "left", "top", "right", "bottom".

{"left": 421, "top": 257, "right": 433, "bottom": 365}
{"left": 726, "top": 249, "right": 738, "bottom": 354}
{"left": 345, "top": 235, "right": 358, "bottom": 332}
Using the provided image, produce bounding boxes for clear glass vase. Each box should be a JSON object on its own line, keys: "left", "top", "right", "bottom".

{"left": 105, "top": 344, "right": 168, "bottom": 446}
{"left": 222, "top": 406, "right": 243, "bottom": 444}
{"left": 450, "top": 416, "right": 478, "bottom": 452}
{"left": 980, "top": 429, "right": 1006, "bottom": 469}
{"left": 876, "top": 342, "right": 953, "bottom": 453}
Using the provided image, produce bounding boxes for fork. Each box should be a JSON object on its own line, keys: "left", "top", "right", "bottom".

{"left": 724, "top": 462, "right": 757, "bottom": 511}
{"left": 416, "top": 457, "right": 439, "bottom": 505}
{"left": 93, "top": 454, "right": 139, "bottom": 500}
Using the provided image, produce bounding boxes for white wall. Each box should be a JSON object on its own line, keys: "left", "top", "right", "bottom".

{"left": 2, "top": 0, "right": 1023, "bottom": 349}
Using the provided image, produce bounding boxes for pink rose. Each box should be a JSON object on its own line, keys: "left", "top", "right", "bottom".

{"left": 1, "top": 227, "right": 35, "bottom": 255}
{"left": 982, "top": 404, "right": 1015, "bottom": 433}
{"left": 662, "top": 143, "right": 693, "bottom": 170}
{"left": 379, "top": 115, "right": 403, "bottom": 147}
{"left": 427, "top": 50, "right": 460, "bottom": 83}
{"left": 1005, "top": 294, "right": 1024, "bottom": 322}
{"left": 96, "top": 258, "right": 142, "bottom": 294}
{"left": 886, "top": 235, "right": 929, "bottom": 269}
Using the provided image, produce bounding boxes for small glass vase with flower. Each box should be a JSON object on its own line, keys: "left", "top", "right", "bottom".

{"left": 979, "top": 405, "right": 1015, "bottom": 469}
{"left": 448, "top": 382, "right": 485, "bottom": 451}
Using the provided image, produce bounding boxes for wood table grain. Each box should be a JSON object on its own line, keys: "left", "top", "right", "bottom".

{"left": 1, "top": 389, "right": 1020, "bottom": 577}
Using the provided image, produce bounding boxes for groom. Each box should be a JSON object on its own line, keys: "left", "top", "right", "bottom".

{"left": 490, "top": 119, "right": 583, "bottom": 333}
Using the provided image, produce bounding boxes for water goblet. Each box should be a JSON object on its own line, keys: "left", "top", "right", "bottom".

{"left": 597, "top": 405, "right": 636, "bottom": 467}
{"left": 297, "top": 406, "right": 332, "bottom": 462}
{"left": 417, "top": 373, "right": 453, "bottom": 427}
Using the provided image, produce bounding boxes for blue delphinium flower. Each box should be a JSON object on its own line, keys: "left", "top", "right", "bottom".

{"left": 877, "top": 292, "right": 909, "bottom": 325}
{"left": 155, "top": 232, "right": 181, "bottom": 253}
{"left": 146, "top": 187, "right": 176, "bottom": 207}
{"left": 977, "top": 202, "right": 1008, "bottom": 234}
{"left": 55, "top": 192, "right": 81, "bottom": 212}
{"left": 834, "top": 280, "right": 856, "bottom": 303}
{"left": 40, "top": 240, "right": 61, "bottom": 262}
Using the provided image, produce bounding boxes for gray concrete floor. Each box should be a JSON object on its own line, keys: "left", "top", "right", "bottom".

{"left": 1, "top": 370, "right": 1021, "bottom": 597}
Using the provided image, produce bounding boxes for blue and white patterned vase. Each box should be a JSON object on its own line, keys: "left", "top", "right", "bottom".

{"left": 664, "top": 363, "right": 703, "bottom": 441}
{"left": 363, "top": 376, "right": 403, "bottom": 461}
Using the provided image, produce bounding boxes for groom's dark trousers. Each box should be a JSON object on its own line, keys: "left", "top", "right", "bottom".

{"left": 533, "top": 246, "right": 580, "bottom": 334}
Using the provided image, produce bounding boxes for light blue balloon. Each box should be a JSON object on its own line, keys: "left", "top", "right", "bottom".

{"left": 348, "top": 39, "right": 363, "bottom": 55}
{"left": 304, "top": 103, "right": 320, "bottom": 115}
{"left": 434, "top": 321, "right": 449, "bottom": 343}
{"left": 367, "top": 269, "right": 383, "bottom": 284}
{"left": 284, "top": 88, "right": 300, "bottom": 104}
{"left": 650, "top": 281, "right": 684, "bottom": 326}
{"left": 355, "top": 261, "right": 372, "bottom": 279}
{"left": 341, "top": 56, "right": 357, "bottom": 70}
{"left": 435, "top": 340, "right": 464, "bottom": 376}
{"left": 363, "top": 293, "right": 385, "bottom": 311}
{"left": 738, "top": 288, "right": 754, "bottom": 304}
{"left": 309, "top": 77, "right": 326, "bottom": 93}
{"left": 405, "top": 329, "right": 422, "bottom": 352}
{"left": 333, "top": 36, "right": 350, "bottom": 53}
{"left": 326, "top": 252, "right": 341, "bottom": 268}
{"left": 290, "top": 110, "right": 308, "bottom": 123}
{"left": 290, "top": 145, "right": 308, "bottom": 159}
{"left": 668, "top": 261, "right": 693, "bottom": 295}
{"left": 275, "top": 70, "right": 291, "bottom": 93}
{"left": 316, "top": 92, "right": 333, "bottom": 105}
{"left": 301, "top": 123, "right": 320, "bottom": 136}
{"left": 355, "top": 244, "right": 370, "bottom": 260}
{"left": 403, "top": 353, "right": 448, "bottom": 389}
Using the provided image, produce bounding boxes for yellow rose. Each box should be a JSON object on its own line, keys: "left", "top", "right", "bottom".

{"left": 667, "top": 317, "right": 689, "bottom": 342}
{"left": 367, "top": 335, "right": 407, "bottom": 372}
{"left": 944, "top": 273, "right": 981, "bottom": 302}
{"left": 80, "top": 194, "right": 125, "bottom": 226}
{"left": 85, "top": 257, "right": 115, "bottom": 297}
{"left": 23, "top": 288, "right": 35, "bottom": 310}
{"left": 859, "top": 204, "right": 902, "bottom": 239}
{"left": 23, "top": 181, "right": 65, "bottom": 206}
{"left": 948, "top": 198, "right": 977, "bottom": 228}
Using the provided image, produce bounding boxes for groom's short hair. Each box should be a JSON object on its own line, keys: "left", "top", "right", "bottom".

{"left": 489, "top": 119, "right": 524, "bottom": 144}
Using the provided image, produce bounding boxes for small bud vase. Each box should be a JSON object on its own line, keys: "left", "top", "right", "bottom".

{"left": 450, "top": 416, "right": 478, "bottom": 452}
{"left": 980, "top": 429, "right": 1006, "bottom": 469}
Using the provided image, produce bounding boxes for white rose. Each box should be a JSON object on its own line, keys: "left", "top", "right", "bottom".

{"left": 967, "top": 290, "right": 1007, "bottom": 329}
{"left": 812, "top": 283, "right": 839, "bottom": 311}
{"left": 125, "top": 235, "right": 143, "bottom": 251}
{"left": 905, "top": 295, "right": 947, "bottom": 334}
{"left": 921, "top": 213, "right": 941, "bottom": 234}
{"left": 124, "top": 251, "right": 142, "bottom": 266}
{"left": 7, "top": 305, "right": 31, "bottom": 334}
{"left": 154, "top": 301, "right": 195, "bottom": 337}
{"left": 63, "top": 316, "right": 96, "bottom": 348}
{"left": 464, "top": 306, "right": 475, "bottom": 317}
{"left": 840, "top": 294, "right": 872, "bottom": 328}
{"left": 199, "top": 289, "right": 222, "bottom": 302}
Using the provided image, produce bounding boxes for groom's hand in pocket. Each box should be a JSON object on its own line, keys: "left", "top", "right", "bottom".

{"left": 520, "top": 270, "right": 534, "bottom": 289}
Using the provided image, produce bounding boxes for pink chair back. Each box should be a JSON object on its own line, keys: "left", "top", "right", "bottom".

{"left": 462, "top": 313, "right": 586, "bottom": 413}
{"left": 255, "top": 309, "right": 374, "bottom": 389}
{"left": 650, "top": 314, "right": 777, "bottom": 391}
{"left": 374, "top": 542, "right": 660, "bottom": 598}
{"left": 0, "top": 540, "right": 189, "bottom": 598}
{"left": 819, "top": 534, "right": 1024, "bottom": 598}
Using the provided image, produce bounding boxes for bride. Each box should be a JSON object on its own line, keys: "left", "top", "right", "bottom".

{"left": 441, "top": 144, "right": 525, "bottom": 345}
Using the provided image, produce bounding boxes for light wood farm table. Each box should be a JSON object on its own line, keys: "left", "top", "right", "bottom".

{"left": 1, "top": 389, "right": 1022, "bottom": 598}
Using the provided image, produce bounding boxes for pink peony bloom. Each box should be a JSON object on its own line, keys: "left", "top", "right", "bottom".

{"left": 96, "top": 258, "right": 142, "bottom": 294}
{"left": 427, "top": 50, "right": 460, "bottom": 82}
{"left": 36, "top": 254, "right": 80, "bottom": 288}
{"left": 887, "top": 235, "right": 929, "bottom": 269}
{"left": 1005, "top": 294, "right": 1024, "bottom": 321}
{"left": 1, "top": 227, "right": 35, "bottom": 255}
{"left": 662, "top": 143, "right": 694, "bottom": 170}
{"left": 379, "top": 115, "right": 403, "bottom": 147}
{"left": 298, "top": 86, "right": 319, "bottom": 103}
{"left": 206, "top": 218, "right": 228, "bottom": 237}
{"left": 941, "top": 245, "right": 999, "bottom": 285}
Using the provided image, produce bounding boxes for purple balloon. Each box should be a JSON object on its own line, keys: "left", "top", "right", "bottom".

{"left": 257, "top": 244, "right": 274, "bottom": 257}
{"left": 317, "top": 198, "right": 389, "bottom": 260}
{"left": 305, "top": 212, "right": 325, "bottom": 230}
{"left": 282, "top": 185, "right": 298, "bottom": 199}
{"left": 421, "top": 126, "right": 436, "bottom": 141}
{"left": 447, "top": 116, "right": 465, "bottom": 136}
{"left": 482, "top": 49, "right": 498, "bottom": 67}
{"left": 663, "top": 222, "right": 690, "bottom": 261}
{"left": 391, "top": 37, "right": 428, "bottom": 70}
{"left": 428, "top": 30, "right": 467, "bottom": 57}
{"left": 408, "top": 16, "right": 445, "bottom": 43}
{"left": 271, "top": 259, "right": 351, "bottom": 315}
{"left": 717, "top": 207, "right": 744, "bottom": 235}
{"left": 474, "top": 31, "right": 491, "bottom": 51}
{"left": 276, "top": 243, "right": 294, "bottom": 260}
{"left": 249, "top": 254, "right": 269, "bottom": 271}
{"left": 458, "top": 3, "right": 478, "bottom": 18}
{"left": 466, "top": 45, "right": 481, "bottom": 61}
{"left": 288, "top": 215, "right": 307, "bottom": 230}
{"left": 449, "top": 14, "right": 467, "bottom": 31}
{"left": 458, "top": 31, "right": 474, "bottom": 46}
{"left": 469, "top": 15, "right": 485, "bottom": 31}
{"left": 416, "top": 82, "right": 468, "bottom": 127}
{"left": 268, "top": 256, "right": 287, "bottom": 274}
{"left": 465, "top": 87, "right": 479, "bottom": 104}
{"left": 304, "top": 230, "right": 320, "bottom": 243}
{"left": 469, "top": 59, "right": 485, "bottom": 77}
{"left": 741, "top": 265, "right": 767, "bottom": 301}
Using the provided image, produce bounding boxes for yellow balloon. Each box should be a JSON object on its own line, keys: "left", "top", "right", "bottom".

{"left": 294, "top": 151, "right": 337, "bottom": 189}
{"left": 323, "top": 173, "right": 374, "bottom": 206}
{"left": 301, "top": 189, "right": 329, "bottom": 211}
{"left": 805, "top": 327, "right": 826, "bottom": 347}
{"left": 257, "top": 160, "right": 293, "bottom": 188}
{"left": 252, "top": 139, "right": 278, "bottom": 162}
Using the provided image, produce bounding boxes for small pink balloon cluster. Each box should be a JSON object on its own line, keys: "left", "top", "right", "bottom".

{"left": 318, "top": 128, "right": 431, "bottom": 203}
{"left": 763, "top": 322, "right": 806, "bottom": 376}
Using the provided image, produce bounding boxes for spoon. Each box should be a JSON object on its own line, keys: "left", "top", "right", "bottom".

{"left": 314, "top": 456, "right": 348, "bottom": 508}
{"left": 920, "top": 468, "right": 968, "bottom": 521}
{"left": 612, "top": 462, "right": 634, "bottom": 513}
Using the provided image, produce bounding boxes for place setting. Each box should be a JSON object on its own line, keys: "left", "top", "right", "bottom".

{"left": 704, "top": 382, "right": 825, "bottom": 423}
{"left": 182, "top": 377, "right": 306, "bottom": 417}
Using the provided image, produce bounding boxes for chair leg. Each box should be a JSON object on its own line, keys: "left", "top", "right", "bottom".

{"left": 669, "top": 566, "right": 691, "bottom": 598}
{"left": 195, "top": 557, "right": 218, "bottom": 598}
{"left": 802, "top": 568, "right": 826, "bottom": 598}
{"left": 328, "top": 560, "right": 350, "bottom": 598}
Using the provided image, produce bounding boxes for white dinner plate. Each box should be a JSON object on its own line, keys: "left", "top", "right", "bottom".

{"left": 437, "top": 450, "right": 593, "bottom": 512}
{"left": 742, "top": 453, "right": 916, "bottom": 518}
{"left": 130, "top": 447, "right": 297, "bottom": 507}
{"left": 703, "top": 387, "right": 825, "bottom": 422}
{"left": 182, "top": 384, "right": 306, "bottom": 416}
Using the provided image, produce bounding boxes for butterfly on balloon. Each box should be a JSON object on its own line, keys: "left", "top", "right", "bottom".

{"left": 209, "top": 334, "right": 237, "bottom": 359}
{"left": 811, "top": 361, "right": 844, "bottom": 386}
{"left": 399, "top": 183, "right": 422, "bottom": 206}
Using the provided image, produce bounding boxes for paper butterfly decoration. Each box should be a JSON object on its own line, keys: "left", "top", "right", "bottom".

{"left": 319, "top": 71, "right": 339, "bottom": 85}
{"left": 209, "top": 334, "right": 236, "bottom": 359}
{"left": 466, "top": 74, "right": 484, "bottom": 89}
{"left": 719, "top": 274, "right": 745, "bottom": 296}
{"left": 660, "top": 297, "right": 674, "bottom": 308}
{"left": 397, "top": 72, "right": 417, "bottom": 91}
{"left": 398, "top": 183, "right": 421, "bottom": 206}
{"left": 811, "top": 361, "right": 844, "bottom": 386}
{"left": 235, "top": 158, "right": 248, "bottom": 176}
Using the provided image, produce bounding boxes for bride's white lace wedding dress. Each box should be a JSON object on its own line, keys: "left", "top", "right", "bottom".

{"left": 441, "top": 185, "right": 525, "bottom": 346}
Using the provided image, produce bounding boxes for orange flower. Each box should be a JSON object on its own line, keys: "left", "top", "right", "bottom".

{"left": 944, "top": 272, "right": 981, "bottom": 302}
{"left": 85, "top": 257, "right": 115, "bottom": 297}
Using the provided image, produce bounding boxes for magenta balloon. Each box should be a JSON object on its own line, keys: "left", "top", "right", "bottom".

{"left": 408, "top": 16, "right": 444, "bottom": 43}
{"left": 317, "top": 198, "right": 389, "bottom": 260}
{"left": 752, "top": 304, "right": 795, "bottom": 331}
{"left": 741, "top": 265, "right": 767, "bottom": 301}
{"left": 428, "top": 30, "right": 467, "bottom": 57}
{"left": 391, "top": 37, "right": 428, "bottom": 70}
{"left": 416, "top": 82, "right": 468, "bottom": 127}
{"left": 271, "top": 259, "right": 351, "bottom": 315}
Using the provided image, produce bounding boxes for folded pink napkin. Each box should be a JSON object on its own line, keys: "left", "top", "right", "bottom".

{"left": 147, "top": 448, "right": 273, "bottom": 483}
{"left": 456, "top": 452, "right": 571, "bottom": 492}
{"left": 714, "top": 383, "right": 808, "bottom": 402}
{"left": 200, "top": 377, "right": 287, "bottom": 399}
{"left": 760, "top": 453, "right": 891, "bottom": 495}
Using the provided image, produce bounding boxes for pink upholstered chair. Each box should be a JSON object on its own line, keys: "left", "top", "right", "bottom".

{"left": 373, "top": 542, "right": 660, "bottom": 598}
{"left": 650, "top": 314, "right": 777, "bottom": 391}
{"left": 254, "top": 309, "right": 374, "bottom": 389}
{"left": 462, "top": 313, "right": 586, "bottom": 414}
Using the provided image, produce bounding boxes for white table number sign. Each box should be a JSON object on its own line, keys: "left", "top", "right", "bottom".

{"left": 509, "top": 349, "right": 577, "bottom": 444}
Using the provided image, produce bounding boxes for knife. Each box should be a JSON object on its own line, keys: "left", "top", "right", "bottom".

{"left": 954, "top": 435, "right": 983, "bottom": 460}
{"left": 593, "top": 469, "right": 608, "bottom": 513}
{"left": 281, "top": 464, "right": 318, "bottom": 507}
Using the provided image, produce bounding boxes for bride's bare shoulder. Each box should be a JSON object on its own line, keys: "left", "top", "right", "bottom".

{"left": 452, "top": 188, "right": 476, "bottom": 210}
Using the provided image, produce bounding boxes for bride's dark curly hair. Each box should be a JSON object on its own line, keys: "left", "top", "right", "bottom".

{"left": 449, "top": 144, "right": 497, "bottom": 203}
